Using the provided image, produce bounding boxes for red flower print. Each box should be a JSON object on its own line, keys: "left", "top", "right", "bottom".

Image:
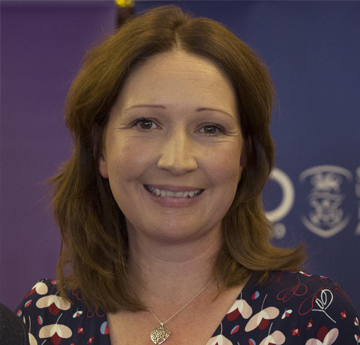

{"left": 72, "top": 289, "right": 84, "bottom": 301}
{"left": 265, "top": 271, "right": 293, "bottom": 288}
{"left": 87, "top": 308, "right": 106, "bottom": 319}
{"left": 227, "top": 295, "right": 253, "bottom": 321}
{"left": 259, "top": 323, "right": 285, "bottom": 345}
{"left": 39, "top": 314, "right": 72, "bottom": 345}
{"left": 307, "top": 319, "right": 313, "bottom": 330}
{"left": 277, "top": 275, "right": 307, "bottom": 302}
{"left": 73, "top": 308, "right": 83, "bottom": 318}
{"left": 281, "top": 309, "right": 292, "bottom": 319}
{"left": 245, "top": 295, "right": 280, "bottom": 332}
{"left": 206, "top": 334, "right": 232, "bottom": 345}
{"left": 36, "top": 295, "right": 71, "bottom": 316}
{"left": 26, "top": 281, "right": 49, "bottom": 299}
{"left": 291, "top": 328, "right": 300, "bottom": 336}
{"left": 305, "top": 326, "right": 339, "bottom": 345}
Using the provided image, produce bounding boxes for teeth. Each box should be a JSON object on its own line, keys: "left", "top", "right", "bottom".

{"left": 146, "top": 186, "right": 202, "bottom": 198}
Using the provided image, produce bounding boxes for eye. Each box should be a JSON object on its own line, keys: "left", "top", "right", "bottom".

{"left": 134, "top": 118, "right": 157, "bottom": 130}
{"left": 199, "top": 124, "right": 225, "bottom": 135}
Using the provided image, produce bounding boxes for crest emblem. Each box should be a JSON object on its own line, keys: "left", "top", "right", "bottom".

{"left": 299, "top": 165, "right": 352, "bottom": 238}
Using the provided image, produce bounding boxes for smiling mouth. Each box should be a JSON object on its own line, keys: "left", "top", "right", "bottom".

{"left": 145, "top": 185, "right": 203, "bottom": 198}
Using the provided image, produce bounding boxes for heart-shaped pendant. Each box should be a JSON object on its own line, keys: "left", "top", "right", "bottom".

{"left": 150, "top": 325, "right": 171, "bottom": 345}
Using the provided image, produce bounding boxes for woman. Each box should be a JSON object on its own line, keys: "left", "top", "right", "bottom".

{"left": 17, "top": 5, "right": 359, "bottom": 345}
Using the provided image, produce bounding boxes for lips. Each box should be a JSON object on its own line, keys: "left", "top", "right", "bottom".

{"left": 145, "top": 185, "right": 203, "bottom": 198}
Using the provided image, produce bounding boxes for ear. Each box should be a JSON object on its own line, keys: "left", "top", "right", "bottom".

{"left": 93, "top": 125, "right": 109, "bottom": 179}
{"left": 99, "top": 152, "right": 109, "bottom": 179}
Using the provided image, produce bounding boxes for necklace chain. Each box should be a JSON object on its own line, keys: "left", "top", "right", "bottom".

{"left": 134, "top": 279, "right": 213, "bottom": 326}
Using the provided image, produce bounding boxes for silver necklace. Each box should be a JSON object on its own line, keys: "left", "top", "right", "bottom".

{"left": 133, "top": 280, "right": 212, "bottom": 345}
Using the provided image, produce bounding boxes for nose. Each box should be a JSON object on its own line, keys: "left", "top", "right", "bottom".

{"left": 157, "top": 130, "right": 198, "bottom": 175}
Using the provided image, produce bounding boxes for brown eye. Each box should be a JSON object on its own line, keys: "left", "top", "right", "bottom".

{"left": 136, "top": 119, "right": 155, "bottom": 130}
{"left": 203, "top": 125, "right": 218, "bottom": 134}
{"left": 200, "top": 124, "right": 224, "bottom": 135}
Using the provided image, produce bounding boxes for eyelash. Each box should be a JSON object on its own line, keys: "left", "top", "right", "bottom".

{"left": 198, "top": 123, "right": 226, "bottom": 136}
{"left": 133, "top": 118, "right": 158, "bottom": 130}
{"left": 132, "top": 118, "right": 226, "bottom": 136}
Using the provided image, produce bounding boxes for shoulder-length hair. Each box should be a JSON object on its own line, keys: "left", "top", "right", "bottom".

{"left": 52, "top": 5, "right": 305, "bottom": 312}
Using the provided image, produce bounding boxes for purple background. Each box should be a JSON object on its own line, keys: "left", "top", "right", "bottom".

{"left": 1, "top": 1, "right": 360, "bottom": 312}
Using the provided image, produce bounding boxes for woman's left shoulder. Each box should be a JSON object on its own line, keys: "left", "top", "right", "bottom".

{"left": 212, "top": 271, "right": 359, "bottom": 344}
{"left": 255, "top": 271, "right": 360, "bottom": 342}
{"left": 262, "top": 270, "right": 350, "bottom": 294}
{"left": 261, "top": 270, "right": 357, "bottom": 310}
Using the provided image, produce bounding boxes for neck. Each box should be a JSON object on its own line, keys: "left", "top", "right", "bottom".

{"left": 127, "top": 225, "right": 221, "bottom": 304}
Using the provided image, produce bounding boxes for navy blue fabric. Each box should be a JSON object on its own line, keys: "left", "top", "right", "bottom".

{"left": 16, "top": 272, "right": 360, "bottom": 344}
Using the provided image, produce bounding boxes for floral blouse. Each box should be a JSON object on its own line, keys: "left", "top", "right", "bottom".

{"left": 16, "top": 271, "right": 360, "bottom": 345}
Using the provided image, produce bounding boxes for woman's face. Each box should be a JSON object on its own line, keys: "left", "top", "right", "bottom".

{"left": 99, "top": 50, "right": 245, "bottom": 246}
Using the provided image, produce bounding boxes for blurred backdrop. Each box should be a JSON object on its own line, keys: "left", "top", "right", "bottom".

{"left": 1, "top": 0, "right": 359, "bottom": 311}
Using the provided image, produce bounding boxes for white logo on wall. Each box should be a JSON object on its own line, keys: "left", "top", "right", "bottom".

{"left": 265, "top": 168, "right": 295, "bottom": 239}
{"left": 299, "top": 165, "right": 352, "bottom": 238}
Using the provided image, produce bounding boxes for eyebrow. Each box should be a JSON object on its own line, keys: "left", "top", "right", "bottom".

{"left": 124, "top": 104, "right": 234, "bottom": 119}
{"left": 196, "top": 107, "right": 234, "bottom": 119}
{"left": 124, "top": 104, "right": 166, "bottom": 112}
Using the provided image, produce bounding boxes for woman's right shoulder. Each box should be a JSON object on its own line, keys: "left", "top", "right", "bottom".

{"left": 16, "top": 279, "right": 85, "bottom": 328}
{"left": 16, "top": 279, "right": 109, "bottom": 344}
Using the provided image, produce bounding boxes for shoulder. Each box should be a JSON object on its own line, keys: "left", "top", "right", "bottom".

{"left": 16, "top": 279, "right": 82, "bottom": 327}
{"left": 16, "top": 279, "right": 108, "bottom": 344}
{"left": 257, "top": 270, "right": 350, "bottom": 301}
{"left": 257, "top": 271, "right": 357, "bottom": 316}
{"left": 221, "top": 271, "right": 360, "bottom": 344}
{"left": 16, "top": 279, "right": 78, "bottom": 318}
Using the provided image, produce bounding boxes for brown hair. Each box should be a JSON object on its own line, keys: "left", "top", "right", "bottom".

{"left": 52, "top": 5, "right": 305, "bottom": 312}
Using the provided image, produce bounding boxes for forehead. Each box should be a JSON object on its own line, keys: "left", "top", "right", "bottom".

{"left": 112, "top": 50, "right": 238, "bottom": 115}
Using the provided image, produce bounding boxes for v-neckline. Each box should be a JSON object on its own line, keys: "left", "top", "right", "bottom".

{"left": 207, "top": 275, "right": 253, "bottom": 340}
{"left": 105, "top": 276, "right": 253, "bottom": 345}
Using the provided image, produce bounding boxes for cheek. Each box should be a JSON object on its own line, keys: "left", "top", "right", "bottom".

{"left": 226, "top": 151, "right": 243, "bottom": 184}
{"left": 206, "top": 147, "right": 242, "bottom": 183}
{"left": 104, "top": 142, "right": 153, "bottom": 180}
